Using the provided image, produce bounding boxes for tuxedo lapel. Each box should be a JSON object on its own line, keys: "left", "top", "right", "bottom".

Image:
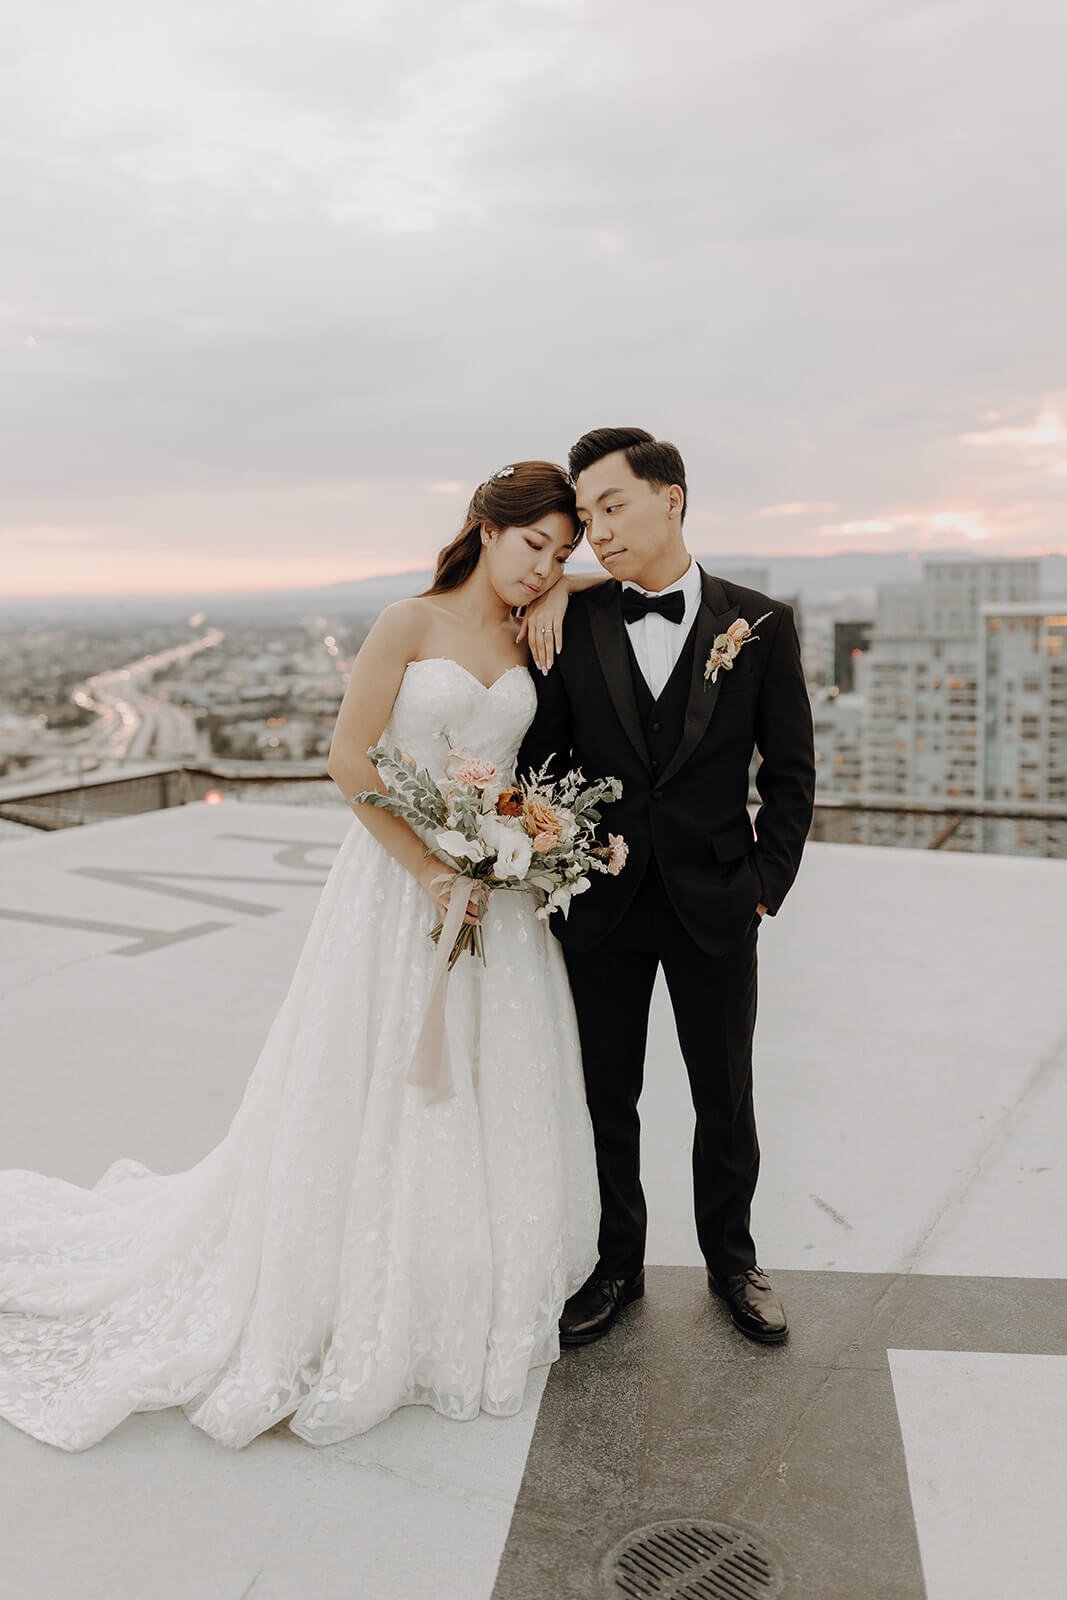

{"left": 655, "top": 567, "right": 740, "bottom": 789}
{"left": 588, "top": 582, "right": 652, "bottom": 771}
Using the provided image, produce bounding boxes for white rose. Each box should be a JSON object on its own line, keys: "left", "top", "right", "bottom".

{"left": 569, "top": 875, "right": 591, "bottom": 897}
{"left": 497, "top": 835, "right": 533, "bottom": 881}
{"left": 478, "top": 812, "right": 517, "bottom": 845}
{"left": 478, "top": 813, "right": 532, "bottom": 880}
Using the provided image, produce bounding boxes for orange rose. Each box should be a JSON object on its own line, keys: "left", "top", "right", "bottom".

{"left": 521, "top": 793, "right": 565, "bottom": 843}
{"left": 496, "top": 787, "right": 524, "bottom": 817}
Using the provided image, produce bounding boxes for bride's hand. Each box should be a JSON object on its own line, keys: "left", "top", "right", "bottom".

{"left": 516, "top": 580, "right": 570, "bottom": 675}
{"left": 419, "top": 863, "right": 483, "bottom": 927}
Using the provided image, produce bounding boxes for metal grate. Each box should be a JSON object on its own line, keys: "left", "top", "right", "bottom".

{"left": 604, "top": 1520, "right": 784, "bottom": 1600}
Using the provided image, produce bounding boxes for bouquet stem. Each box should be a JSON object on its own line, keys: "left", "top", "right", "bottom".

{"left": 429, "top": 904, "right": 487, "bottom": 968}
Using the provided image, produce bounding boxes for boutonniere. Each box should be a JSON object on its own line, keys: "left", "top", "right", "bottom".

{"left": 704, "top": 612, "right": 773, "bottom": 686}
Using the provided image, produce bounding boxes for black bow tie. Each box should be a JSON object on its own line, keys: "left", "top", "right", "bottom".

{"left": 621, "top": 588, "right": 686, "bottom": 625}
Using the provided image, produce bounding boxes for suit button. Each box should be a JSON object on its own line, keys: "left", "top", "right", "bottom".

{"left": 650, "top": 758, "right": 659, "bottom": 772}
{"left": 651, "top": 721, "right": 662, "bottom": 733}
{"left": 651, "top": 789, "right": 663, "bottom": 802}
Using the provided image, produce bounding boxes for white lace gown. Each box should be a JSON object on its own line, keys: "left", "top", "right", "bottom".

{"left": 0, "top": 658, "right": 599, "bottom": 1451}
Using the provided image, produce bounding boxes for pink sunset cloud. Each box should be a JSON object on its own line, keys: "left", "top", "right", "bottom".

{"left": 818, "top": 509, "right": 994, "bottom": 545}
{"left": 959, "top": 408, "right": 1067, "bottom": 452}
{"left": 758, "top": 501, "right": 839, "bottom": 517}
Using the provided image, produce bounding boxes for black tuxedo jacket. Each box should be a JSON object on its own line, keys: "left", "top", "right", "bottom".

{"left": 517, "top": 567, "right": 816, "bottom": 956}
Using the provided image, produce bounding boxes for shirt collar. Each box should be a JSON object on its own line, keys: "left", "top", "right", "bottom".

{"left": 624, "top": 558, "right": 701, "bottom": 603}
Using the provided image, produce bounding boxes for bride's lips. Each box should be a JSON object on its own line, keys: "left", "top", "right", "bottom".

{"left": 521, "top": 582, "right": 543, "bottom": 597}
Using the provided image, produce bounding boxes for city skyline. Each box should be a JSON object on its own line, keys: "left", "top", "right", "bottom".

{"left": 5, "top": 2, "right": 1067, "bottom": 596}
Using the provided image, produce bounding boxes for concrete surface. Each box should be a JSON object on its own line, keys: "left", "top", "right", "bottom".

{"left": 1, "top": 800, "right": 1065, "bottom": 1598}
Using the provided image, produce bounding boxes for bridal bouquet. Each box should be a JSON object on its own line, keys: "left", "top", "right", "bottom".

{"left": 357, "top": 746, "right": 628, "bottom": 966}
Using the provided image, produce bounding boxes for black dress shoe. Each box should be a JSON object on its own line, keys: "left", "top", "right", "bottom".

{"left": 707, "top": 1266, "right": 788, "bottom": 1344}
{"left": 559, "top": 1269, "right": 645, "bottom": 1346}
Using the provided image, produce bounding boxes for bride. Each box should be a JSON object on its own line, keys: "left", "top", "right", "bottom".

{"left": 0, "top": 460, "right": 600, "bottom": 1452}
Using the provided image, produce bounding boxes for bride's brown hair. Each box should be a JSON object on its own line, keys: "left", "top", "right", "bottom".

{"left": 421, "top": 461, "right": 580, "bottom": 596}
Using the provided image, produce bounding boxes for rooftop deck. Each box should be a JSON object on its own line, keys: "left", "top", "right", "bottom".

{"left": 1, "top": 802, "right": 1065, "bottom": 1598}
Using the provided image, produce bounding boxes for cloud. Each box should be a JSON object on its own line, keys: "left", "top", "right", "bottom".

{"left": 3, "top": 0, "right": 1067, "bottom": 591}
{"left": 959, "top": 407, "right": 1067, "bottom": 463}
{"left": 759, "top": 502, "right": 839, "bottom": 517}
{"left": 818, "top": 509, "right": 994, "bottom": 545}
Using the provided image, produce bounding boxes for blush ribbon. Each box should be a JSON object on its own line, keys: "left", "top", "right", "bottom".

{"left": 407, "top": 874, "right": 477, "bottom": 1102}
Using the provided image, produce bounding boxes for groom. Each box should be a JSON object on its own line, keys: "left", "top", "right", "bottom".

{"left": 519, "top": 428, "right": 815, "bottom": 1347}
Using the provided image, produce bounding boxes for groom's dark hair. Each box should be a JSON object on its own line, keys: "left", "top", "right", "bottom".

{"left": 568, "top": 427, "right": 688, "bottom": 523}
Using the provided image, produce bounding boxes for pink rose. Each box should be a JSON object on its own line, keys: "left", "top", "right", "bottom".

{"left": 726, "top": 618, "right": 750, "bottom": 643}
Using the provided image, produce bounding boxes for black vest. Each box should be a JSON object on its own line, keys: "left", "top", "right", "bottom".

{"left": 625, "top": 620, "right": 699, "bottom": 779}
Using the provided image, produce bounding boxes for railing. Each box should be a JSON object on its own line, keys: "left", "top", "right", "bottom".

{"left": 806, "top": 794, "right": 1067, "bottom": 857}
{"left": 2, "top": 764, "right": 1066, "bottom": 859}
{"left": 0, "top": 762, "right": 335, "bottom": 831}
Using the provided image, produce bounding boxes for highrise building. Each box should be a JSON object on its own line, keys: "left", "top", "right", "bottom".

{"left": 860, "top": 559, "right": 1041, "bottom": 800}
{"left": 982, "top": 601, "right": 1067, "bottom": 804}
{"left": 812, "top": 688, "right": 865, "bottom": 796}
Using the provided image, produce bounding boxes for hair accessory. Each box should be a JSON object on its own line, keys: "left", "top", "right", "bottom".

{"left": 491, "top": 465, "right": 516, "bottom": 479}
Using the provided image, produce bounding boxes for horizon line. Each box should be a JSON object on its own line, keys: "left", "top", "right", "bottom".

{"left": 3, "top": 545, "right": 1065, "bottom": 605}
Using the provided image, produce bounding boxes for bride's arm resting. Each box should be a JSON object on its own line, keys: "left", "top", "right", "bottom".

{"left": 326, "top": 603, "right": 480, "bottom": 926}
{"left": 517, "top": 570, "right": 609, "bottom": 674}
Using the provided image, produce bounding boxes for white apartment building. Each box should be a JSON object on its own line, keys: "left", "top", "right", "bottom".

{"left": 861, "top": 559, "right": 1041, "bottom": 801}
{"left": 812, "top": 689, "right": 865, "bottom": 796}
{"left": 982, "top": 601, "right": 1067, "bottom": 805}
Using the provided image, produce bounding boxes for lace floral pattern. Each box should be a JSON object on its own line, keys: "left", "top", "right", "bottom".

{"left": 0, "top": 658, "right": 600, "bottom": 1450}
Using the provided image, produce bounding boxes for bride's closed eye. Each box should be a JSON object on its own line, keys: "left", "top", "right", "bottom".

{"left": 525, "top": 536, "right": 569, "bottom": 566}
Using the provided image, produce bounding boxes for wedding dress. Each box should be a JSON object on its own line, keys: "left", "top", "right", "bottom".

{"left": 0, "top": 657, "right": 600, "bottom": 1451}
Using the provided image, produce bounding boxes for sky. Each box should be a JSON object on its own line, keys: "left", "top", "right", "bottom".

{"left": 3, "top": 0, "right": 1067, "bottom": 596}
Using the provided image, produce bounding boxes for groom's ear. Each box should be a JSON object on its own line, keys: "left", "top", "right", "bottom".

{"left": 665, "top": 483, "right": 685, "bottom": 520}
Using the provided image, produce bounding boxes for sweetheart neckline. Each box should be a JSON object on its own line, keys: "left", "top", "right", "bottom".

{"left": 405, "top": 657, "right": 531, "bottom": 694}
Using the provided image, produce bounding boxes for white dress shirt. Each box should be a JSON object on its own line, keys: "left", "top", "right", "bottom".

{"left": 622, "top": 559, "right": 703, "bottom": 699}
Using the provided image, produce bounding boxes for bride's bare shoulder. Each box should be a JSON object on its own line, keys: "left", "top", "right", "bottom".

{"left": 377, "top": 593, "right": 464, "bottom": 651}
{"left": 368, "top": 596, "right": 433, "bottom": 649}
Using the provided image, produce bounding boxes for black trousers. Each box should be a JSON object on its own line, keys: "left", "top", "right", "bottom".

{"left": 563, "top": 861, "right": 760, "bottom": 1280}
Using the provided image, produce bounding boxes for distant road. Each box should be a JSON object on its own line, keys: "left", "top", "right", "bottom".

{"left": 19, "top": 630, "right": 223, "bottom": 785}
